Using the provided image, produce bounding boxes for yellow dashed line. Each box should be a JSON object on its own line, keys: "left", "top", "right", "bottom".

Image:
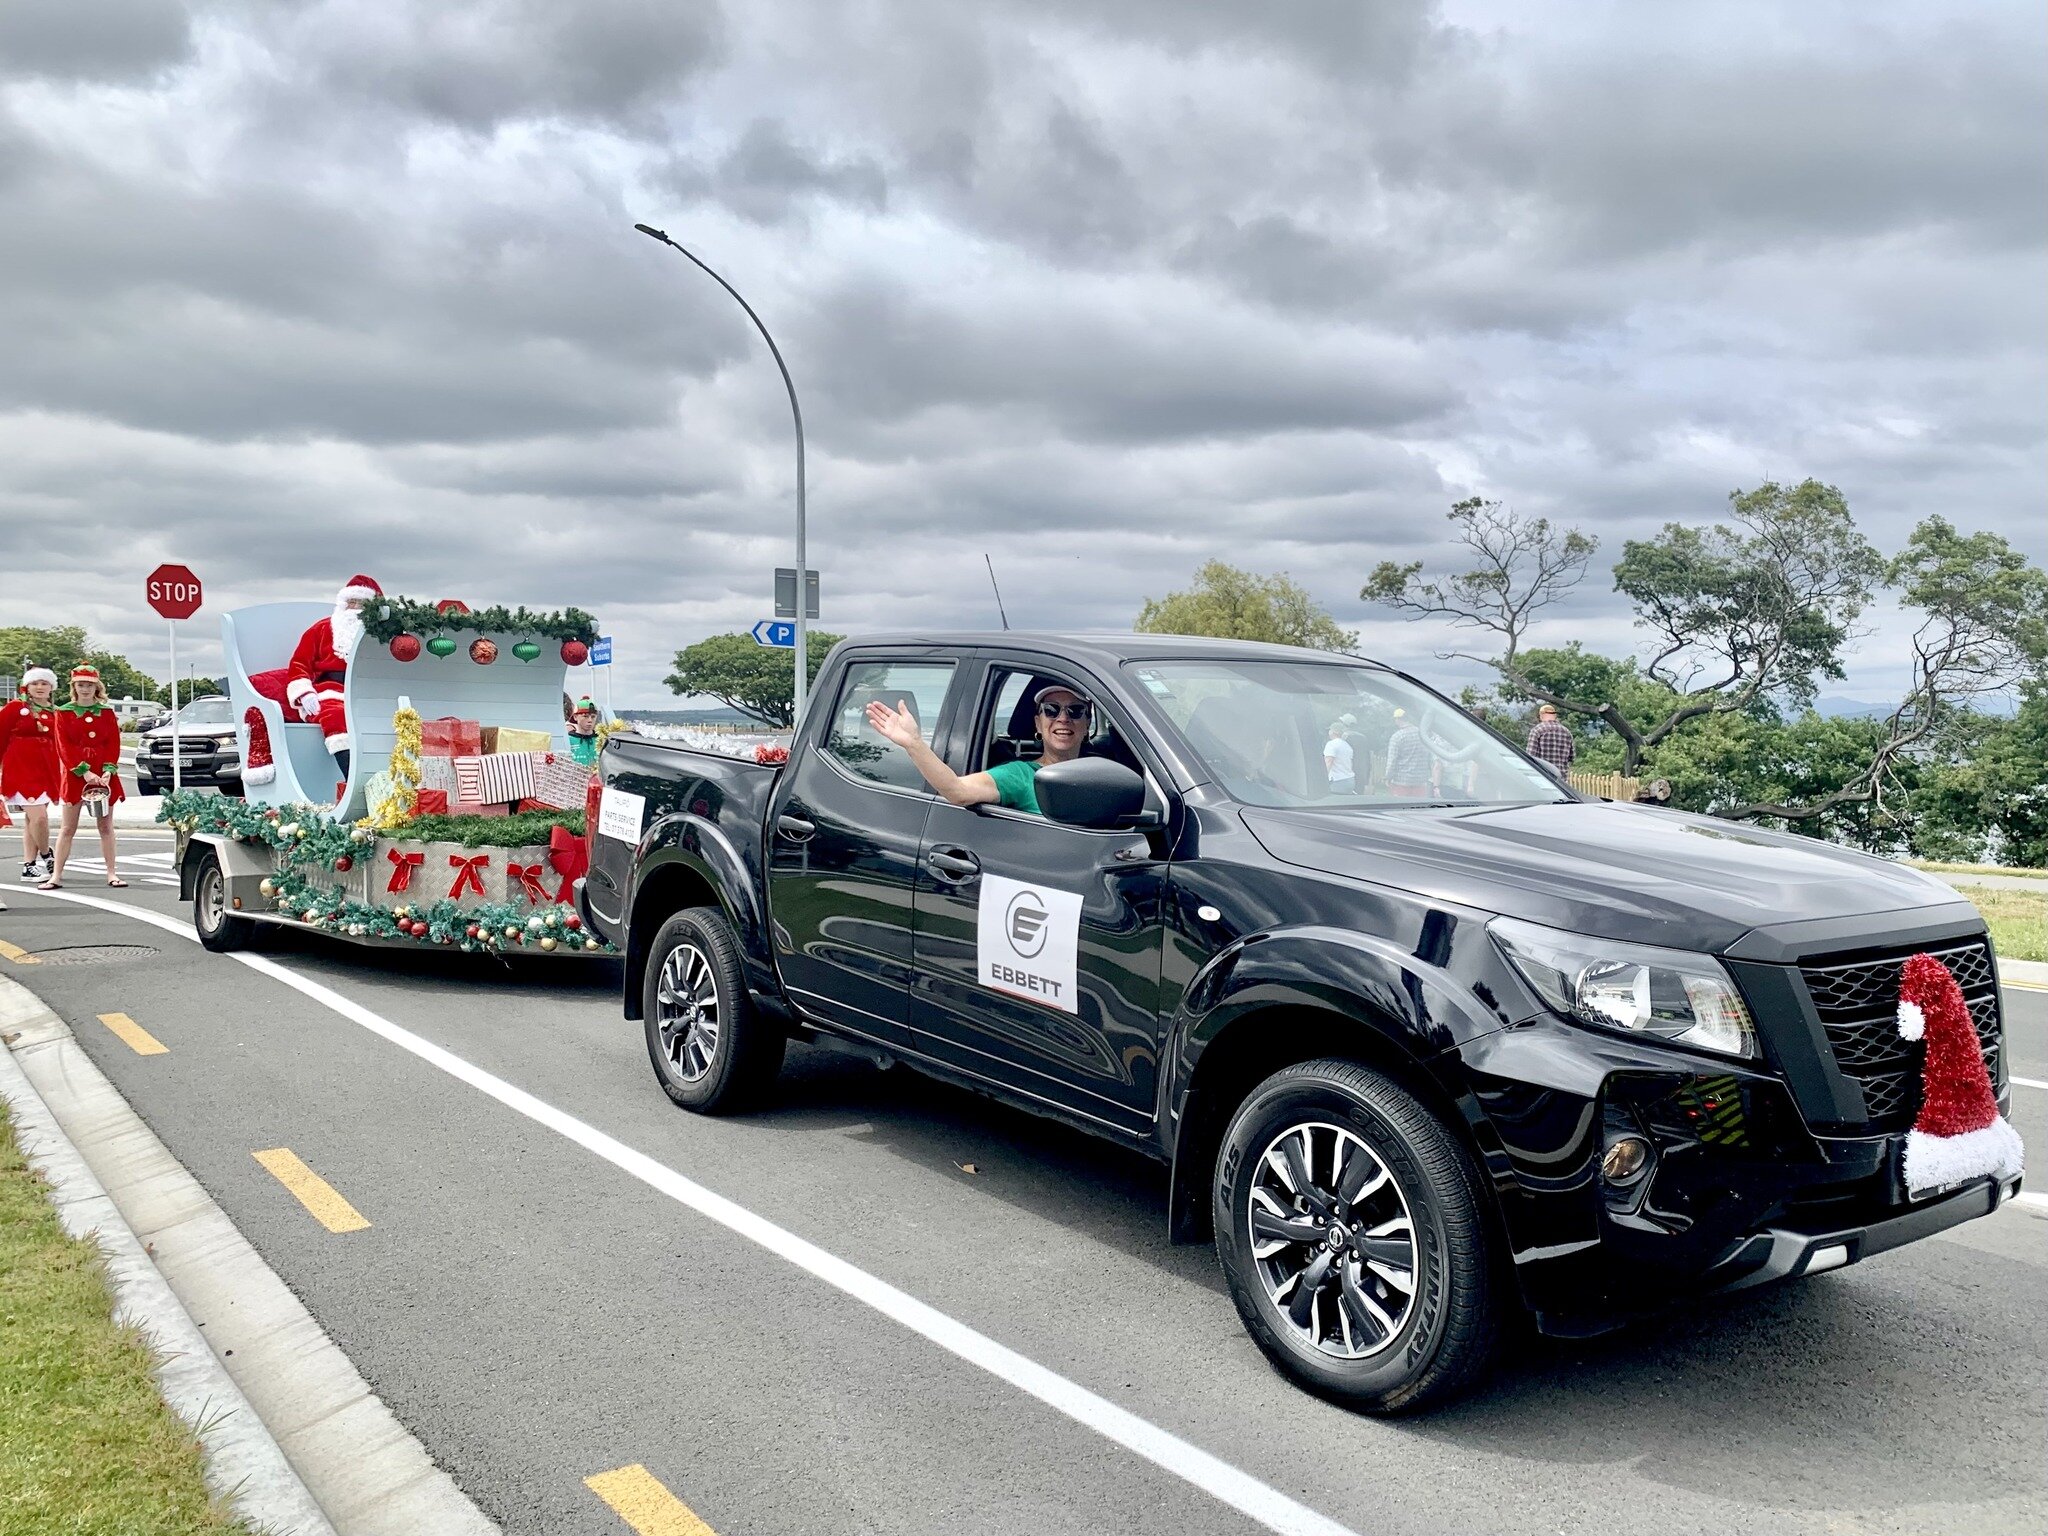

{"left": 252, "top": 1148, "right": 371, "bottom": 1233}
{"left": 585, "top": 1465, "right": 719, "bottom": 1536}
{"left": 0, "top": 938, "right": 40, "bottom": 965}
{"left": 98, "top": 1012, "right": 167, "bottom": 1056}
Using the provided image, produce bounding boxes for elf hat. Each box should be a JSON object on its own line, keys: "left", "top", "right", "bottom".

{"left": 1896, "top": 951, "right": 2024, "bottom": 1197}
{"left": 573, "top": 697, "right": 598, "bottom": 715}
{"left": 337, "top": 574, "right": 382, "bottom": 603}
{"left": 21, "top": 666, "right": 56, "bottom": 689}
{"left": 69, "top": 665, "right": 101, "bottom": 684}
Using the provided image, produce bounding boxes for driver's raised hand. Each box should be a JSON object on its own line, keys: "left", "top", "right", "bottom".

{"left": 864, "top": 698, "right": 922, "bottom": 749}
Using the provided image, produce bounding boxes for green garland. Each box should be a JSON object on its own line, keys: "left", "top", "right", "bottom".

{"left": 360, "top": 598, "right": 599, "bottom": 646}
{"left": 264, "top": 865, "right": 610, "bottom": 956}
{"left": 157, "top": 791, "right": 368, "bottom": 871}
{"left": 401, "top": 809, "right": 586, "bottom": 848}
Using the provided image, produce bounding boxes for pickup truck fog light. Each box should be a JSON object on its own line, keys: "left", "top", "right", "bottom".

{"left": 1601, "top": 1136, "right": 1650, "bottom": 1183}
{"left": 1489, "top": 917, "right": 1757, "bottom": 1059}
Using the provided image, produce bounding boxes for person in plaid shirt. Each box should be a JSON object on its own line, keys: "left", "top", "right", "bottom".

{"left": 1525, "top": 704, "right": 1575, "bottom": 775}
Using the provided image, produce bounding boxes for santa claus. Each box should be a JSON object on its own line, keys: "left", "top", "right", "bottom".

{"left": 286, "top": 574, "right": 380, "bottom": 783}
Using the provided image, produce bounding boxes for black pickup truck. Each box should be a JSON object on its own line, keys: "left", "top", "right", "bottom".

{"left": 581, "top": 632, "right": 2018, "bottom": 1412}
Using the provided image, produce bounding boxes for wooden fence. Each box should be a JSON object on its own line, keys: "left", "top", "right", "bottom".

{"left": 1569, "top": 770, "right": 1642, "bottom": 801}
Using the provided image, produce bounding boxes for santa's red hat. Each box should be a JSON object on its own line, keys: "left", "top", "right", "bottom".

{"left": 1896, "top": 952, "right": 2023, "bottom": 1197}
{"left": 241, "top": 705, "right": 275, "bottom": 786}
{"left": 337, "top": 575, "right": 382, "bottom": 603}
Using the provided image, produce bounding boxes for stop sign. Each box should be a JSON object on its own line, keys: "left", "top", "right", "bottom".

{"left": 145, "top": 564, "right": 203, "bottom": 620}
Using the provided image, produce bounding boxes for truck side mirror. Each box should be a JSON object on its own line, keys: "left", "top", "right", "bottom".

{"left": 1035, "top": 758, "right": 1147, "bottom": 829}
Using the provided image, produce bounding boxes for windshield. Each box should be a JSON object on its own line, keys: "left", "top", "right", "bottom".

{"left": 171, "top": 697, "right": 232, "bottom": 726}
{"left": 1129, "top": 660, "right": 1570, "bottom": 809}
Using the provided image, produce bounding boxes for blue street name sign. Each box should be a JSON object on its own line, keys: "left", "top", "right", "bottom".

{"left": 590, "top": 636, "right": 613, "bottom": 666}
{"left": 751, "top": 619, "right": 797, "bottom": 649}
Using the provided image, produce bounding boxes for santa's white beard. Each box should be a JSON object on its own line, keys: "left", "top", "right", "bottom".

{"left": 330, "top": 604, "right": 364, "bottom": 659}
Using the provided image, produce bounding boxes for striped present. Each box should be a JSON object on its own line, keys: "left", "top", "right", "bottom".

{"left": 475, "top": 750, "right": 537, "bottom": 805}
{"left": 453, "top": 755, "right": 483, "bottom": 805}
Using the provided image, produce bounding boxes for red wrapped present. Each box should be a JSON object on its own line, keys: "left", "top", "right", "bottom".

{"left": 421, "top": 716, "right": 482, "bottom": 756}
{"left": 415, "top": 788, "right": 449, "bottom": 816}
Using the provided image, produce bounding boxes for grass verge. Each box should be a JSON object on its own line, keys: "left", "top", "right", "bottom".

{"left": 0, "top": 1101, "right": 254, "bottom": 1536}
{"left": 1965, "top": 887, "right": 2048, "bottom": 964}
{"left": 1909, "top": 859, "right": 2047, "bottom": 880}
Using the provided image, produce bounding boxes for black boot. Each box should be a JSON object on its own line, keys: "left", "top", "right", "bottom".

{"left": 333, "top": 750, "right": 351, "bottom": 783}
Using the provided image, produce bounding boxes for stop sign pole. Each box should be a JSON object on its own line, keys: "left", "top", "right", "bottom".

{"left": 145, "top": 565, "right": 203, "bottom": 796}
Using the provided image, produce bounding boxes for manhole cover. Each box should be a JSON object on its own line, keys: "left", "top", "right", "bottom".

{"left": 30, "top": 944, "right": 162, "bottom": 966}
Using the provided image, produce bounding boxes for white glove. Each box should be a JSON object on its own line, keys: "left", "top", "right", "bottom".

{"left": 295, "top": 692, "right": 321, "bottom": 723}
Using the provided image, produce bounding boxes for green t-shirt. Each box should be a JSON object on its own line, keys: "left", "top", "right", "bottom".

{"left": 985, "top": 759, "right": 1042, "bottom": 815}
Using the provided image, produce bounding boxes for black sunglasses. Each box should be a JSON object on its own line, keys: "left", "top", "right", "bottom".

{"left": 1037, "top": 701, "right": 1092, "bottom": 721}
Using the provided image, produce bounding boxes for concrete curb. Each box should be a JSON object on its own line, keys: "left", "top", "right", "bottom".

{"left": 1998, "top": 955, "right": 2048, "bottom": 988}
{"left": 0, "top": 978, "right": 335, "bottom": 1536}
{"left": 0, "top": 974, "right": 500, "bottom": 1536}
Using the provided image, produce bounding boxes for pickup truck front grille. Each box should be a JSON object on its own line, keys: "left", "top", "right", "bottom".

{"left": 1800, "top": 938, "right": 2003, "bottom": 1131}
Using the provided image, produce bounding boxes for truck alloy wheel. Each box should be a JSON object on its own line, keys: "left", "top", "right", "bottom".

{"left": 655, "top": 942, "right": 721, "bottom": 1083}
{"left": 192, "top": 850, "right": 256, "bottom": 953}
{"left": 1213, "top": 1058, "right": 1499, "bottom": 1414}
{"left": 641, "top": 907, "right": 786, "bottom": 1113}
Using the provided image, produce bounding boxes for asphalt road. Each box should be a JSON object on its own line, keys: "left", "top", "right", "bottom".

{"left": 4, "top": 832, "right": 2045, "bottom": 1536}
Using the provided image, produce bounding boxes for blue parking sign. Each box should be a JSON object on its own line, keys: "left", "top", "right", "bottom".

{"left": 590, "top": 636, "right": 613, "bottom": 666}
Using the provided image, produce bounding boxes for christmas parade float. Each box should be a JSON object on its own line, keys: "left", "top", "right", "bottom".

{"left": 164, "top": 593, "right": 616, "bottom": 959}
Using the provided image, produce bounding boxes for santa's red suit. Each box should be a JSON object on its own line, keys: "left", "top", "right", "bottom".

{"left": 287, "top": 575, "right": 381, "bottom": 753}
{"left": 0, "top": 671, "right": 64, "bottom": 806}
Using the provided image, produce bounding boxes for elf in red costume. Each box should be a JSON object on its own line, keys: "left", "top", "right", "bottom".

{"left": 42, "top": 666, "right": 125, "bottom": 890}
{"left": 1895, "top": 951, "right": 2023, "bottom": 1197}
{"left": 287, "top": 574, "right": 380, "bottom": 784}
{"left": 1, "top": 665, "right": 61, "bottom": 880}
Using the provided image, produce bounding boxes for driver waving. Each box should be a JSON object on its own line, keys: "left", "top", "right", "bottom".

{"left": 866, "top": 682, "right": 1091, "bottom": 816}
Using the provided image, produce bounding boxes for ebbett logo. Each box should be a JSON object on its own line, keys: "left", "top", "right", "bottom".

{"left": 1005, "top": 889, "right": 1050, "bottom": 958}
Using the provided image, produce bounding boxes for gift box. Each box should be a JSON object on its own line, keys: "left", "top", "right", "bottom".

{"left": 452, "top": 755, "right": 483, "bottom": 804}
{"left": 531, "top": 753, "right": 595, "bottom": 811}
{"left": 476, "top": 750, "right": 537, "bottom": 804}
{"left": 415, "top": 788, "right": 449, "bottom": 816}
{"left": 493, "top": 726, "right": 554, "bottom": 754}
{"left": 420, "top": 756, "right": 458, "bottom": 794}
{"left": 421, "top": 717, "right": 482, "bottom": 756}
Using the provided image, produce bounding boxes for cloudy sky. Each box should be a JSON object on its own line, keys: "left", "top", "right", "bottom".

{"left": 1, "top": 0, "right": 2041, "bottom": 708}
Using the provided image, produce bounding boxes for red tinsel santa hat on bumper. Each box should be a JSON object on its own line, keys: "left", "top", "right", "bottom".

{"left": 1896, "top": 952, "right": 2023, "bottom": 1197}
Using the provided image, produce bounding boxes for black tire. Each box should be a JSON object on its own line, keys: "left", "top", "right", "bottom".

{"left": 642, "top": 906, "right": 785, "bottom": 1113}
{"left": 192, "top": 850, "right": 257, "bottom": 953}
{"left": 1213, "top": 1057, "right": 1500, "bottom": 1414}
{"left": 220, "top": 776, "right": 246, "bottom": 799}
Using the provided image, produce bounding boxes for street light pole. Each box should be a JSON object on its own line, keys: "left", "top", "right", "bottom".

{"left": 634, "top": 223, "right": 810, "bottom": 726}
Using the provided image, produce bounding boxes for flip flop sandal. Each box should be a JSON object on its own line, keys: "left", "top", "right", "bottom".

{"left": 106, "top": 877, "right": 129, "bottom": 888}
{"left": 37, "top": 879, "right": 62, "bottom": 890}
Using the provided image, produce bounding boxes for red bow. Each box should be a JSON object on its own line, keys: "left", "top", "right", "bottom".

{"left": 507, "top": 862, "right": 550, "bottom": 904}
{"left": 386, "top": 848, "right": 424, "bottom": 893}
{"left": 448, "top": 853, "right": 491, "bottom": 899}
{"left": 547, "top": 824, "right": 587, "bottom": 902}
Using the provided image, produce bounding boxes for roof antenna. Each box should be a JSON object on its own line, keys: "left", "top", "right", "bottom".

{"left": 985, "top": 553, "right": 1011, "bottom": 630}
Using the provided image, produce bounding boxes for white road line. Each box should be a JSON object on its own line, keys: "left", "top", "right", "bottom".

{"left": 2013, "top": 1075, "right": 2048, "bottom": 1091}
{"left": 12, "top": 887, "right": 1360, "bottom": 1536}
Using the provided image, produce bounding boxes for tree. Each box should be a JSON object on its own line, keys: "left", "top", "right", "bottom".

{"left": 1364, "top": 482, "right": 1881, "bottom": 774}
{"left": 1914, "top": 687, "right": 2048, "bottom": 866}
{"left": 0, "top": 625, "right": 161, "bottom": 701}
{"left": 1137, "top": 561, "right": 1356, "bottom": 650}
{"left": 1719, "top": 517, "right": 2048, "bottom": 824}
{"left": 664, "top": 631, "right": 843, "bottom": 728}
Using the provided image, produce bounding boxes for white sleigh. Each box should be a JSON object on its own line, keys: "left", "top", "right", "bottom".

{"left": 223, "top": 602, "right": 574, "bottom": 822}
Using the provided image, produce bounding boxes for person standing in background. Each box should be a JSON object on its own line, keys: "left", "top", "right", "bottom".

{"left": 1, "top": 666, "right": 61, "bottom": 881}
{"left": 1323, "top": 720, "right": 1357, "bottom": 794}
{"left": 1525, "top": 703, "right": 1576, "bottom": 778}
{"left": 1383, "top": 708, "right": 1435, "bottom": 798}
{"left": 42, "top": 665, "right": 126, "bottom": 890}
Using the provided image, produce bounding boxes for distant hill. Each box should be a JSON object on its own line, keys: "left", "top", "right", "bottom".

{"left": 1814, "top": 695, "right": 2018, "bottom": 720}
{"left": 621, "top": 706, "right": 757, "bottom": 726}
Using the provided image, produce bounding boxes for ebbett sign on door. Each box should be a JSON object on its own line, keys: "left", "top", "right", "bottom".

{"left": 146, "top": 564, "right": 203, "bottom": 620}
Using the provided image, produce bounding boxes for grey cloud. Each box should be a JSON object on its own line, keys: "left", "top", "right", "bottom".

{"left": 0, "top": 0, "right": 191, "bottom": 83}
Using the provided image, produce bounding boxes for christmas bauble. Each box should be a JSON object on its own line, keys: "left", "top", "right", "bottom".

{"left": 335, "top": 855, "right": 353, "bottom": 873}
{"left": 560, "top": 639, "right": 589, "bottom": 666}
{"left": 411, "top": 920, "right": 429, "bottom": 937}
{"left": 426, "top": 636, "right": 458, "bottom": 658}
{"left": 390, "top": 633, "right": 422, "bottom": 663}
{"left": 584, "top": 938, "right": 601, "bottom": 952}
{"left": 565, "top": 914, "right": 582, "bottom": 931}
{"left": 504, "top": 925, "right": 520, "bottom": 939}
{"left": 465, "top": 924, "right": 480, "bottom": 939}
{"left": 512, "top": 641, "right": 541, "bottom": 664}
{"left": 527, "top": 915, "right": 545, "bottom": 932}
{"left": 538, "top": 935, "right": 558, "bottom": 952}
{"left": 259, "top": 878, "right": 276, "bottom": 898}
{"left": 469, "top": 638, "right": 498, "bottom": 665}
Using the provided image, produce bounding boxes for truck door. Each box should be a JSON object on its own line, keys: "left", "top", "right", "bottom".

{"left": 766, "top": 655, "right": 959, "bottom": 1044}
{"left": 910, "top": 664, "right": 1170, "bottom": 1135}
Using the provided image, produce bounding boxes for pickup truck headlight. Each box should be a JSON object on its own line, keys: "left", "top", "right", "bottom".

{"left": 1489, "top": 916, "right": 1756, "bottom": 1058}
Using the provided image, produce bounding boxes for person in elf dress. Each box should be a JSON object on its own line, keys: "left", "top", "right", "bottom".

{"left": 567, "top": 696, "right": 602, "bottom": 769}
{"left": 1, "top": 666, "right": 62, "bottom": 882}
{"left": 42, "top": 665, "right": 126, "bottom": 890}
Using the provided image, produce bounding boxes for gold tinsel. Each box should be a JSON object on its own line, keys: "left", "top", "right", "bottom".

{"left": 362, "top": 703, "right": 424, "bottom": 832}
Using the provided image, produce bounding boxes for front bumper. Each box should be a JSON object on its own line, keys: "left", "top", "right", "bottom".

{"left": 1452, "top": 1020, "right": 2018, "bottom": 1335}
